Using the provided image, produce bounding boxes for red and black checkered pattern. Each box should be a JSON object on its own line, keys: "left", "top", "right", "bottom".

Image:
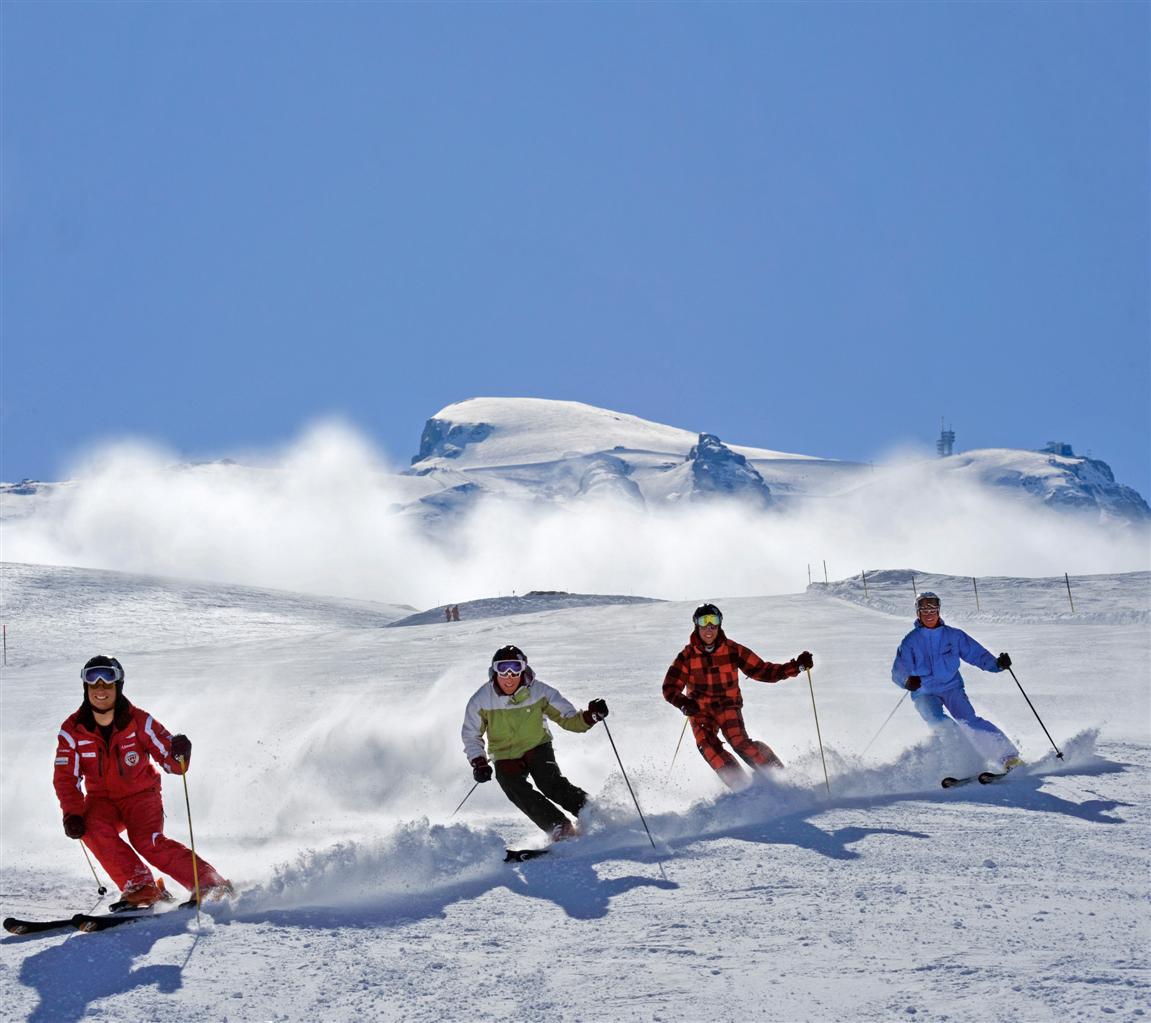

{"left": 691, "top": 705, "right": 783, "bottom": 770}
{"left": 662, "top": 629, "right": 800, "bottom": 712}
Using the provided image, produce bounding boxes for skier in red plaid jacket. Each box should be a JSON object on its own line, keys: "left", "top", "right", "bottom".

{"left": 662, "top": 604, "right": 814, "bottom": 789}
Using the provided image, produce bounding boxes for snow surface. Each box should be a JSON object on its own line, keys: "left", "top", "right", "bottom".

{"left": 1, "top": 564, "right": 1149, "bottom": 1021}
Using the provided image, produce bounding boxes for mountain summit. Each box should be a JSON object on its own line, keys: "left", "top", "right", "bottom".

{"left": 402, "top": 397, "right": 1149, "bottom": 524}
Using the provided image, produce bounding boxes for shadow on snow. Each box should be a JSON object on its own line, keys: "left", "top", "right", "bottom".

{"left": 8, "top": 745, "right": 1135, "bottom": 1022}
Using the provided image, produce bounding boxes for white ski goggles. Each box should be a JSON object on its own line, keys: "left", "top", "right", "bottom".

{"left": 493, "top": 659, "right": 527, "bottom": 676}
{"left": 82, "top": 664, "right": 123, "bottom": 685}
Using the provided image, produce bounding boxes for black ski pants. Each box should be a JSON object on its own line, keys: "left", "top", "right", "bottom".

{"left": 495, "top": 742, "right": 587, "bottom": 834}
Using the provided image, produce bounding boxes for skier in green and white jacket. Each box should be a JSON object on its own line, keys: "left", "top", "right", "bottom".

{"left": 462, "top": 645, "right": 608, "bottom": 840}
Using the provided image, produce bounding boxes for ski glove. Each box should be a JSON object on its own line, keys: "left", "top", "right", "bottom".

{"left": 679, "top": 697, "right": 700, "bottom": 717}
{"left": 905, "top": 676, "right": 922, "bottom": 692}
{"left": 171, "top": 734, "right": 192, "bottom": 770}
{"left": 471, "top": 756, "right": 493, "bottom": 783}
{"left": 63, "top": 813, "right": 86, "bottom": 840}
{"left": 996, "top": 652, "right": 1012, "bottom": 670}
{"left": 795, "top": 651, "right": 814, "bottom": 671}
{"left": 583, "top": 699, "right": 609, "bottom": 725}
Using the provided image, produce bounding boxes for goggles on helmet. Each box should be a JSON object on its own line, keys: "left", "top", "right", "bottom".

{"left": 82, "top": 664, "right": 123, "bottom": 685}
{"left": 493, "top": 659, "right": 527, "bottom": 677}
{"left": 694, "top": 613, "right": 722, "bottom": 628}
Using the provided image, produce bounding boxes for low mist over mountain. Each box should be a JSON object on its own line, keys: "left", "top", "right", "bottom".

{"left": 2, "top": 398, "right": 1147, "bottom": 607}
{"left": 5, "top": 397, "right": 1146, "bottom": 526}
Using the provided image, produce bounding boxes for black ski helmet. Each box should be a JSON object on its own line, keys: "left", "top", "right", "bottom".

{"left": 489, "top": 645, "right": 532, "bottom": 686}
{"left": 81, "top": 654, "right": 125, "bottom": 701}
{"left": 692, "top": 603, "right": 722, "bottom": 627}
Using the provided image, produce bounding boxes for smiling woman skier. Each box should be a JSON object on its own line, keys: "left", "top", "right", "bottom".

{"left": 54, "top": 655, "right": 231, "bottom": 908}
{"left": 461, "top": 645, "right": 608, "bottom": 841}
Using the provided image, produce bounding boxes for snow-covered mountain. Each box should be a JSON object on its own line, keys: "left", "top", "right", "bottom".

{"left": 3, "top": 398, "right": 1147, "bottom": 528}
{"left": 403, "top": 397, "right": 1150, "bottom": 523}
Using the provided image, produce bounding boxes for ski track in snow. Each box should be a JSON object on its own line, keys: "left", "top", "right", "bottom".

{"left": 1, "top": 564, "right": 1148, "bottom": 1022}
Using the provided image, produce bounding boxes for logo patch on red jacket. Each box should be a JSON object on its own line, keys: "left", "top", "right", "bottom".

{"left": 124, "top": 751, "right": 140, "bottom": 767}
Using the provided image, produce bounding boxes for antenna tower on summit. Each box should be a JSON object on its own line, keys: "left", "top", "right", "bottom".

{"left": 937, "top": 418, "right": 955, "bottom": 458}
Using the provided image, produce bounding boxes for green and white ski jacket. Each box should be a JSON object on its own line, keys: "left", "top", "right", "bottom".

{"left": 462, "top": 676, "right": 592, "bottom": 763}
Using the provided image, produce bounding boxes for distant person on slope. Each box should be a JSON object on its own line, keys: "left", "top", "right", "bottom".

{"left": 662, "top": 604, "right": 813, "bottom": 790}
{"left": 54, "top": 655, "right": 232, "bottom": 908}
{"left": 891, "top": 592, "right": 1022, "bottom": 771}
{"left": 462, "top": 645, "right": 608, "bottom": 841}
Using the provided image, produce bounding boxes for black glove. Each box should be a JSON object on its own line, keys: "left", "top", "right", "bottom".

{"left": 996, "top": 653, "right": 1011, "bottom": 670}
{"left": 171, "top": 734, "right": 192, "bottom": 770}
{"left": 795, "top": 651, "right": 814, "bottom": 671}
{"left": 583, "top": 698, "right": 609, "bottom": 724}
{"left": 905, "top": 676, "right": 922, "bottom": 692}
{"left": 471, "top": 756, "right": 492, "bottom": 783}
{"left": 63, "top": 813, "right": 86, "bottom": 839}
{"left": 679, "top": 697, "right": 700, "bottom": 717}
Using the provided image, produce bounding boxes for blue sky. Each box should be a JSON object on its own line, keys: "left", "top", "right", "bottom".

{"left": 4, "top": 2, "right": 1148, "bottom": 495}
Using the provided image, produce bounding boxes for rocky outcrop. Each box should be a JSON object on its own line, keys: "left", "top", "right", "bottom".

{"left": 685, "top": 434, "right": 772, "bottom": 507}
{"left": 412, "top": 418, "right": 494, "bottom": 464}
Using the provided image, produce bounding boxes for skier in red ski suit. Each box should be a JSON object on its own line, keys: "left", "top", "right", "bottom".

{"left": 53, "top": 655, "right": 230, "bottom": 907}
{"left": 662, "top": 604, "right": 814, "bottom": 789}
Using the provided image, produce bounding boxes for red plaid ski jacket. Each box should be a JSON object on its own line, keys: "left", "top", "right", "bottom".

{"left": 662, "top": 629, "right": 800, "bottom": 712}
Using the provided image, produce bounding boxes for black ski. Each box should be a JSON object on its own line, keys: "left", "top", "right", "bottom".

{"left": 5, "top": 895, "right": 200, "bottom": 936}
{"left": 75, "top": 898, "right": 198, "bottom": 932}
{"left": 942, "top": 770, "right": 1012, "bottom": 789}
{"left": 504, "top": 848, "right": 550, "bottom": 863}
{"left": 71, "top": 907, "right": 176, "bottom": 932}
{"left": 3, "top": 916, "right": 77, "bottom": 936}
{"left": 940, "top": 775, "right": 976, "bottom": 789}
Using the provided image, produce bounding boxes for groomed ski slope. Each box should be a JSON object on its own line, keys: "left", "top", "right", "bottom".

{"left": 1, "top": 565, "right": 1147, "bottom": 1022}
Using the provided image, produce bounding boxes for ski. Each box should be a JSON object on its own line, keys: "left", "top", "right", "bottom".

{"left": 504, "top": 848, "right": 550, "bottom": 863}
{"left": 5, "top": 907, "right": 164, "bottom": 935}
{"left": 3, "top": 915, "right": 77, "bottom": 936}
{"left": 940, "top": 775, "right": 976, "bottom": 789}
{"left": 942, "top": 769, "right": 1013, "bottom": 789}
{"left": 71, "top": 905, "right": 186, "bottom": 932}
{"left": 73, "top": 900, "right": 197, "bottom": 932}
{"left": 72, "top": 910, "right": 154, "bottom": 932}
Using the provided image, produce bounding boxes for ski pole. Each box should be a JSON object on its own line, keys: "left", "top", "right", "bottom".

{"left": 862, "top": 691, "right": 908, "bottom": 757}
{"left": 451, "top": 782, "right": 479, "bottom": 817}
{"left": 667, "top": 717, "right": 689, "bottom": 778}
{"left": 1006, "top": 667, "right": 1064, "bottom": 760}
{"left": 805, "top": 668, "right": 831, "bottom": 794}
{"left": 79, "top": 841, "right": 108, "bottom": 896}
{"left": 177, "top": 756, "right": 201, "bottom": 927}
{"left": 600, "top": 720, "right": 661, "bottom": 858}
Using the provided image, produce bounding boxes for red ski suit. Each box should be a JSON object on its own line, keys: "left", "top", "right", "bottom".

{"left": 54, "top": 700, "right": 223, "bottom": 893}
{"left": 662, "top": 629, "right": 800, "bottom": 771}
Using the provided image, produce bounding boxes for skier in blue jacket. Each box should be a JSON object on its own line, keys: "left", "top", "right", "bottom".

{"left": 892, "top": 592, "right": 1022, "bottom": 771}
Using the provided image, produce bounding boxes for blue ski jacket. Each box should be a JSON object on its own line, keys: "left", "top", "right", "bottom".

{"left": 890, "top": 618, "right": 1001, "bottom": 694}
